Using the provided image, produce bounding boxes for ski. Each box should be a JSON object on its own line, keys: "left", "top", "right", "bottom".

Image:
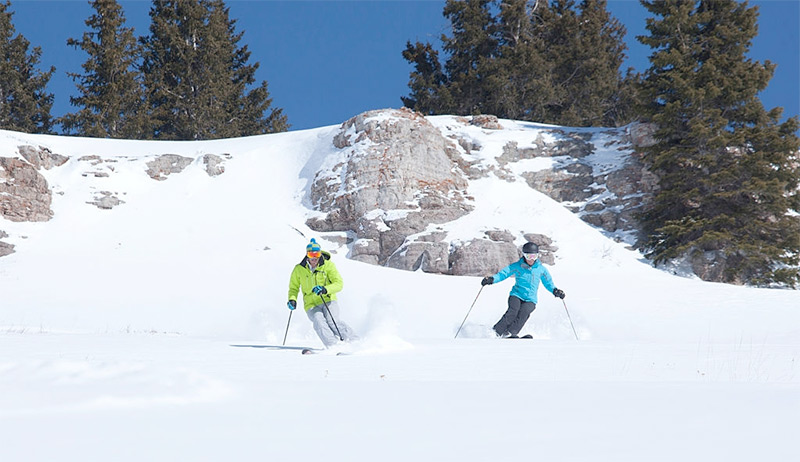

{"left": 231, "top": 344, "right": 314, "bottom": 352}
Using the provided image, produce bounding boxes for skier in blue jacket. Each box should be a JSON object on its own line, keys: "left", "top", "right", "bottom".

{"left": 481, "top": 242, "right": 566, "bottom": 338}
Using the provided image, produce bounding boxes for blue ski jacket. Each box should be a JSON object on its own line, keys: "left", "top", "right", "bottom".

{"left": 492, "top": 258, "right": 556, "bottom": 304}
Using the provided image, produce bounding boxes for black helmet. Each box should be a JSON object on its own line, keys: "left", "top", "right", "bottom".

{"left": 522, "top": 242, "right": 539, "bottom": 254}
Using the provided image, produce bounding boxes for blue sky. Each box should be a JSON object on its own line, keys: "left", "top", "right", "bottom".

{"left": 9, "top": 0, "right": 800, "bottom": 132}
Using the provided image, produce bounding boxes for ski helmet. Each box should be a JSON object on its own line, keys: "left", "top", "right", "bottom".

{"left": 522, "top": 242, "right": 539, "bottom": 254}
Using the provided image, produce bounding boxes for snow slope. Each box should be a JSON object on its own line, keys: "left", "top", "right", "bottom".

{"left": 0, "top": 116, "right": 798, "bottom": 461}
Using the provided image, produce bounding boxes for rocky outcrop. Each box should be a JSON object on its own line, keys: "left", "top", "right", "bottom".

{"left": 87, "top": 191, "right": 125, "bottom": 210}
{"left": 304, "top": 110, "right": 659, "bottom": 275}
{"left": 18, "top": 145, "right": 69, "bottom": 170}
{"left": 448, "top": 238, "right": 519, "bottom": 276}
{"left": 499, "top": 127, "right": 659, "bottom": 243}
{"left": 146, "top": 154, "right": 193, "bottom": 180}
{"left": 2, "top": 146, "right": 226, "bottom": 225}
{"left": 581, "top": 161, "right": 658, "bottom": 240}
{"left": 467, "top": 114, "right": 504, "bottom": 130}
{"left": 307, "top": 108, "right": 473, "bottom": 265}
{"left": 384, "top": 228, "right": 560, "bottom": 276}
{"left": 0, "top": 145, "right": 69, "bottom": 223}
{"left": 203, "top": 154, "right": 228, "bottom": 177}
{"left": 0, "top": 230, "right": 13, "bottom": 257}
{"left": 0, "top": 157, "right": 53, "bottom": 222}
{"left": 78, "top": 155, "right": 118, "bottom": 178}
{"left": 627, "top": 122, "right": 658, "bottom": 148}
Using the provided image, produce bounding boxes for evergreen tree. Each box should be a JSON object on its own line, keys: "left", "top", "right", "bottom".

{"left": 483, "top": 0, "right": 554, "bottom": 121}
{"left": 440, "top": 0, "right": 499, "bottom": 115}
{"left": 60, "top": 0, "right": 146, "bottom": 138}
{"left": 401, "top": 41, "right": 450, "bottom": 114}
{"left": 637, "top": 0, "right": 800, "bottom": 286}
{"left": 401, "top": 0, "right": 632, "bottom": 127}
{"left": 206, "top": 0, "right": 286, "bottom": 136}
{"left": 140, "top": 0, "right": 287, "bottom": 140}
{"left": 0, "top": 1, "right": 54, "bottom": 133}
{"left": 542, "top": 0, "right": 630, "bottom": 126}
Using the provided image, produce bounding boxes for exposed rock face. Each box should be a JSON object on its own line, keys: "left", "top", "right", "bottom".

{"left": 503, "top": 128, "right": 659, "bottom": 243}
{"left": 583, "top": 161, "right": 658, "bottom": 240}
{"left": 2, "top": 145, "right": 225, "bottom": 227}
{"left": 627, "top": 122, "right": 658, "bottom": 148}
{"left": 78, "top": 154, "right": 118, "bottom": 178}
{"left": 0, "top": 141, "right": 234, "bottom": 259}
{"left": 87, "top": 191, "right": 125, "bottom": 210}
{"left": 449, "top": 238, "right": 519, "bottom": 276}
{"left": 0, "top": 145, "right": 68, "bottom": 222}
{"left": 303, "top": 110, "right": 662, "bottom": 275}
{"left": 0, "top": 230, "right": 13, "bottom": 257}
{"left": 18, "top": 145, "right": 69, "bottom": 170}
{"left": 146, "top": 154, "right": 193, "bottom": 180}
{"left": 203, "top": 154, "right": 227, "bottom": 177}
{"left": 0, "top": 157, "right": 53, "bottom": 222}
{"left": 522, "top": 163, "right": 596, "bottom": 202}
{"left": 690, "top": 250, "right": 733, "bottom": 284}
{"left": 468, "top": 114, "right": 503, "bottom": 130}
{"left": 307, "top": 108, "right": 473, "bottom": 265}
{"left": 385, "top": 239, "right": 451, "bottom": 273}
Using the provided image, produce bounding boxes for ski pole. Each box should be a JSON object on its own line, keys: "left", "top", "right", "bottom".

{"left": 282, "top": 310, "right": 293, "bottom": 346}
{"left": 454, "top": 285, "right": 484, "bottom": 339}
{"left": 561, "top": 299, "right": 579, "bottom": 340}
{"left": 320, "top": 296, "right": 344, "bottom": 341}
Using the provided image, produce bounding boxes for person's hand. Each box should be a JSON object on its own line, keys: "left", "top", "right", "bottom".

{"left": 287, "top": 300, "right": 297, "bottom": 310}
{"left": 312, "top": 285, "right": 327, "bottom": 295}
{"left": 481, "top": 276, "right": 494, "bottom": 286}
{"left": 553, "top": 288, "right": 566, "bottom": 299}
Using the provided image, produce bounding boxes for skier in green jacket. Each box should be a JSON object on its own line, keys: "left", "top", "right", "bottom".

{"left": 287, "top": 239, "right": 357, "bottom": 347}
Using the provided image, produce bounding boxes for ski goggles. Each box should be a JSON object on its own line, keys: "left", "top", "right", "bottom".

{"left": 307, "top": 250, "right": 322, "bottom": 258}
{"left": 523, "top": 252, "right": 539, "bottom": 259}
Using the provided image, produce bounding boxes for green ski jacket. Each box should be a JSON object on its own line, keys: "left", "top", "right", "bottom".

{"left": 288, "top": 251, "right": 343, "bottom": 311}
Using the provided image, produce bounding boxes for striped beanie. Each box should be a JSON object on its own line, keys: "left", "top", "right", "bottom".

{"left": 306, "top": 238, "right": 321, "bottom": 253}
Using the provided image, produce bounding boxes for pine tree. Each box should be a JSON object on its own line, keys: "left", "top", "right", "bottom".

{"left": 483, "top": 0, "right": 554, "bottom": 121}
{"left": 401, "top": 0, "right": 632, "bottom": 127}
{"left": 0, "top": 1, "right": 54, "bottom": 133}
{"left": 542, "top": 0, "right": 630, "bottom": 127}
{"left": 440, "top": 0, "right": 499, "bottom": 115}
{"left": 206, "top": 0, "right": 286, "bottom": 136}
{"left": 60, "top": 0, "right": 146, "bottom": 138}
{"left": 401, "top": 41, "right": 450, "bottom": 114}
{"left": 637, "top": 0, "right": 800, "bottom": 286}
{"left": 140, "top": 0, "right": 287, "bottom": 140}
{"left": 402, "top": 0, "right": 498, "bottom": 116}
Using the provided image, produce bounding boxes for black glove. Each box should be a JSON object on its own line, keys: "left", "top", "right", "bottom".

{"left": 481, "top": 276, "right": 494, "bottom": 286}
{"left": 287, "top": 300, "right": 297, "bottom": 310}
{"left": 312, "top": 285, "right": 327, "bottom": 295}
{"left": 553, "top": 288, "right": 565, "bottom": 299}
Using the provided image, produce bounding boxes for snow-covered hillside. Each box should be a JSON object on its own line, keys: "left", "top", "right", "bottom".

{"left": 0, "top": 114, "right": 798, "bottom": 461}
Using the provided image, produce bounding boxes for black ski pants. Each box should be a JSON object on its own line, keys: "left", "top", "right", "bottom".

{"left": 493, "top": 295, "right": 536, "bottom": 337}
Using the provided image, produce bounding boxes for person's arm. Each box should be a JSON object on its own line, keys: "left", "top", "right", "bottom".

{"left": 321, "top": 261, "right": 344, "bottom": 295}
{"left": 541, "top": 267, "right": 565, "bottom": 298}
{"left": 493, "top": 263, "right": 514, "bottom": 284}
{"left": 541, "top": 267, "right": 555, "bottom": 293}
{"left": 288, "top": 266, "right": 301, "bottom": 302}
